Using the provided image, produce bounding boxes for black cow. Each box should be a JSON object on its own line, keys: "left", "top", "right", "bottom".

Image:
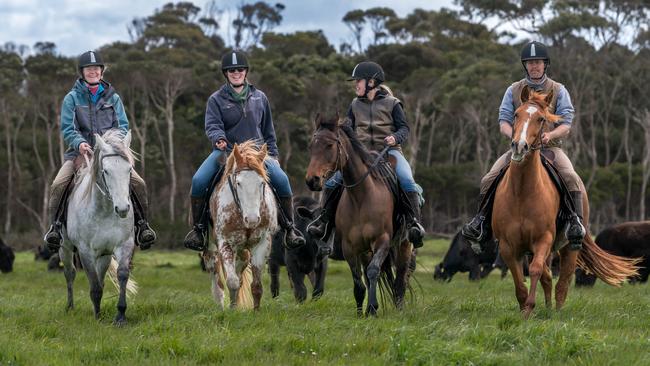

{"left": 0, "top": 237, "right": 16, "bottom": 273}
{"left": 433, "top": 232, "right": 499, "bottom": 282}
{"left": 575, "top": 221, "right": 650, "bottom": 287}
{"left": 269, "top": 196, "right": 329, "bottom": 302}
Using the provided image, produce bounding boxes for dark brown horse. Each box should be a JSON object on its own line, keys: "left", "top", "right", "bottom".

{"left": 493, "top": 89, "right": 639, "bottom": 318}
{"left": 305, "top": 115, "right": 412, "bottom": 316}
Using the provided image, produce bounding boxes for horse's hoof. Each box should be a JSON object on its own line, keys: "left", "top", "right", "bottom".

{"left": 113, "top": 316, "right": 127, "bottom": 327}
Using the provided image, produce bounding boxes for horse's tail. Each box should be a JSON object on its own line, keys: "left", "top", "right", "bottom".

{"left": 108, "top": 257, "right": 138, "bottom": 298}
{"left": 236, "top": 249, "right": 254, "bottom": 310}
{"left": 577, "top": 235, "right": 641, "bottom": 286}
{"left": 377, "top": 249, "right": 397, "bottom": 309}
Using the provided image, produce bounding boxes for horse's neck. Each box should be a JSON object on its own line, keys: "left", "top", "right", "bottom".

{"left": 339, "top": 137, "right": 374, "bottom": 195}
{"left": 507, "top": 152, "right": 547, "bottom": 196}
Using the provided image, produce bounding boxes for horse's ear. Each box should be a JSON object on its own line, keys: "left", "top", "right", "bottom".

{"left": 94, "top": 134, "right": 105, "bottom": 151}
{"left": 520, "top": 86, "right": 531, "bottom": 104}
{"left": 544, "top": 89, "right": 554, "bottom": 106}
{"left": 314, "top": 113, "right": 322, "bottom": 129}
{"left": 123, "top": 130, "right": 132, "bottom": 148}
{"left": 233, "top": 143, "right": 242, "bottom": 163}
{"left": 259, "top": 143, "right": 268, "bottom": 159}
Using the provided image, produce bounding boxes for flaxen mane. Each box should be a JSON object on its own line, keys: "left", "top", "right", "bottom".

{"left": 219, "top": 140, "right": 269, "bottom": 187}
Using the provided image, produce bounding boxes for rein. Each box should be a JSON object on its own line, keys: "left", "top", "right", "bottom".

{"left": 333, "top": 130, "right": 391, "bottom": 189}
{"left": 87, "top": 152, "right": 132, "bottom": 202}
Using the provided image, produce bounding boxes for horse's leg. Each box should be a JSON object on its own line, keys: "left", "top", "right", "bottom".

{"left": 209, "top": 252, "right": 225, "bottom": 310}
{"left": 78, "top": 251, "right": 103, "bottom": 319}
{"left": 523, "top": 240, "right": 552, "bottom": 319}
{"left": 366, "top": 234, "right": 391, "bottom": 317}
{"left": 540, "top": 259, "right": 553, "bottom": 309}
{"left": 219, "top": 243, "right": 239, "bottom": 308}
{"left": 311, "top": 258, "right": 328, "bottom": 300}
{"left": 291, "top": 271, "right": 308, "bottom": 303}
{"left": 555, "top": 246, "right": 578, "bottom": 310}
{"left": 346, "top": 255, "right": 366, "bottom": 317}
{"left": 250, "top": 239, "right": 270, "bottom": 310}
{"left": 113, "top": 241, "right": 135, "bottom": 326}
{"left": 393, "top": 240, "right": 412, "bottom": 310}
{"left": 269, "top": 260, "right": 280, "bottom": 298}
{"left": 60, "top": 246, "right": 76, "bottom": 311}
{"left": 499, "top": 242, "right": 528, "bottom": 311}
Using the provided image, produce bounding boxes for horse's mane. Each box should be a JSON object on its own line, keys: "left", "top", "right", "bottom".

{"left": 221, "top": 140, "right": 269, "bottom": 184}
{"left": 525, "top": 91, "right": 562, "bottom": 125}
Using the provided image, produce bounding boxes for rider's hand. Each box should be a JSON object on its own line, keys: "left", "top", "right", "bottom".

{"left": 79, "top": 142, "right": 92, "bottom": 156}
{"left": 541, "top": 132, "right": 552, "bottom": 145}
{"left": 215, "top": 139, "right": 227, "bottom": 150}
{"left": 384, "top": 135, "right": 396, "bottom": 146}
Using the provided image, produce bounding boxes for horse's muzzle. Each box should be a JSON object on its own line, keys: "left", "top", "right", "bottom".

{"left": 243, "top": 214, "right": 261, "bottom": 229}
{"left": 510, "top": 140, "right": 528, "bottom": 163}
{"left": 306, "top": 176, "right": 323, "bottom": 191}
{"left": 115, "top": 204, "right": 130, "bottom": 218}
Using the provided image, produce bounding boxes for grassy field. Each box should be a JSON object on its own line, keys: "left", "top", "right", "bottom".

{"left": 1, "top": 238, "right": 649, "bottom": 365}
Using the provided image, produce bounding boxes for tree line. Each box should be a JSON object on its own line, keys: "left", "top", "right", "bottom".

{"left": 1, "top": 1, "right": 649, "bottom": 248}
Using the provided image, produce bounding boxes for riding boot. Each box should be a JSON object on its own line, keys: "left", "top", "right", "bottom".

{"left": 130, "top": 190, "right": 156, "bottom": 250}
{"left": 278, "top": 196, "right": 306, "bottom": 250}
{"left": 184, "top": 196, "right": 209, "bottom": 251}
{"left": 461, "top": 193, "right": 491, "bottom": 254}
{"left": 307, "top": 185, "right": 343, "bottom": 240}
{"left": 405, "top": 191, "right": 425, "bottom": 248}
{"left": 566, "top": 191, "right": 586, "bottom": 251}
{"left": 44, "top": 177, "right": 73, "bottom": 253}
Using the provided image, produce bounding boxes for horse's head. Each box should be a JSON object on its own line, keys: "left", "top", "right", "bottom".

{"left": 229, "top": 141, "right": 269, "bottom": 229}
{"left": 305, "top": 113, "right": 342, "bottom": 191}
{"left": 93, "top": 130, "right": 134, "bottom": 218}
{"left": 510, "top": 88, "right": 560, "bottom": 163}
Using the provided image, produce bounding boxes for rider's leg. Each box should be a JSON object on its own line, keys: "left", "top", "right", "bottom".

{"left": 130, "top": 170, "right": 156, "bottom": 250}
{"left": 44, "top": 160, "right": 75, "bottom": 252}
{"left": 552, "top": 148, "right": 586, "bottom": 250}
{"left": 307, "top": 172, "right": 343, "bottom": 240}
{"left": 265, "top": 158, "right": 305, "bottom": 250}
{"left": 388, "top": 150, "right": 425, "bottom": 248}
{"left": 184, "top": 150, "right": 225, "bottom": 251}
{"left": 462, "top": 151, "right": 510, "bottom": 253}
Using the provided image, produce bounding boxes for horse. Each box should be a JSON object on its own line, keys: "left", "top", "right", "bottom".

{"left": 492, "top": 89, "right": 639, "bottom": 318}
{"left": 305, "top": 114, "right": 413, "bottom": 316}
{"left": 203, "top": 141, "right": 278, "bottom": 310}
{"left": 61, "top": 129, "right": 138, "bottom": 325}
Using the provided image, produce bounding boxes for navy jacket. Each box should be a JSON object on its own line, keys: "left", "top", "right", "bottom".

{"left": 204, "top": 84, "right": 279, "bottom": 157}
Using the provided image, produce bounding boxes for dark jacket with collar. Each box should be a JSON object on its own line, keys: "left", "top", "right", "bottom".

{"left": 204, "top": 83, "right": 279, "bottom": 157}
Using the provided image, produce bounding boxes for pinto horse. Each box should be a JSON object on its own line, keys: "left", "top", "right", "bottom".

{"left": 203, "top": 141, "right": 278, "bottom": 310}
{"left": 305, "top": 115, "right": 412, "bottom": 316}
{"left": 492, "top": 89, "right": 639, "bottom": 318}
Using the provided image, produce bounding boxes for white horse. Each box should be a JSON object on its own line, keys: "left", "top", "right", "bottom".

{"left": 203, "top": 141, "right": 279, "bottom": 310}
{"left": 61, "top": 129, "right": 138, "bottom": 325}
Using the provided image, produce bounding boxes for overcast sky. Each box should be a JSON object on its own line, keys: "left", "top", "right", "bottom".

{"left": 1, "top": 0, "right": 457, "bottom": 56}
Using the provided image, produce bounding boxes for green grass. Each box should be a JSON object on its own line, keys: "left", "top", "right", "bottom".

{"left": 1, "top": 239, "right": 649, "bottom": 365}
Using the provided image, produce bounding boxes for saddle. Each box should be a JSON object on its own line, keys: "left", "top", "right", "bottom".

{"left": 372, "top": 152, "right": 413, "bottom": 242}
{"left": 479, "top": 150, "right": 577, "bottom": 248}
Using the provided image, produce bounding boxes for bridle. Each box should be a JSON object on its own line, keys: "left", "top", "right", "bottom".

{"left": 90, "top": 152, "right": 132, "bottom": 203}
{"left": 227, "top": 168, "right": 267, "bottom": 215}
{"left": 315, "top": 127, "right": 390, "bottom": 189}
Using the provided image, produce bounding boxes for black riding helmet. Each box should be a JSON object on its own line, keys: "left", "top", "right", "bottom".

{"left": 348, "top": 61, "right": 384, "bottom": 97}
{"left": 221, "top": 50, "right": 249, "bottom": 71}
{"left": 521, "top": 41, "right": 550, "bottom": 77}
{"left": 78, "top": 50, "right": 105, "bottom": 76}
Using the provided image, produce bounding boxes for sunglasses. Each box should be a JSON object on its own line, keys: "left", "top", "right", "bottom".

{"left": 227, "top": 68, "right": 247, "bottom": 73}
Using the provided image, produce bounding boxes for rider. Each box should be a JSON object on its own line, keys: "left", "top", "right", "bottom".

{"left": 307, "top": 61, "right": 426, "bottom": 248}
{"left": 183, "top": 50, "right": 306, "bottom": 251}
{"left": 44, "top": 50, "right": 157, "bottom": 252}
{"left": 461, "top": 41, "right": 586, "bottom": 253}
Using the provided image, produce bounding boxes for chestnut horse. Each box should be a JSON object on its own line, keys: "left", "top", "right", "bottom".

{"left": 305, "top": 115, "right": 412, "bottom": 316}
{"left": 493, "top": 89, "right": 639, "bottom": 318}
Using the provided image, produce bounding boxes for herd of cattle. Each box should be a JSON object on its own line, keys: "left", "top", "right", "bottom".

{"left": 2, "top": 202, "right": 650, "bottom": 300}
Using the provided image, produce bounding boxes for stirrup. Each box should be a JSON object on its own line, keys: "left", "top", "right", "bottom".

{"left": 408, "top": 222, "right": 425, "bottom": 248}
{"left": 183, "top": 225, "right": 206, "bottom": 251}
{"left": 136, "top": 220, "right": 156, "bottom": 250}
{"left": 44, "top": 223, "right": 63, "bottom": 252}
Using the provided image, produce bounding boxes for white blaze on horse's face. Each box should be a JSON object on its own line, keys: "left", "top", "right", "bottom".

{"left": 235, "top": 169, "right": 266, "bottom": 229}
{"left": 511, "top": 105, "right": 538, "bottom": 162}
{"left": 101, "top": 153, "right": 132, "bottom": 218}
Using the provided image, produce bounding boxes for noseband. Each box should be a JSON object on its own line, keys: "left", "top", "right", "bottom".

{"left": 93, "top": 153, "right": 132, "bottom": 202}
